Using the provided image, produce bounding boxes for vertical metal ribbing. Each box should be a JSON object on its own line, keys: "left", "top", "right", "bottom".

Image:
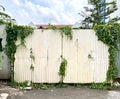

{"left": 14, "top": 29, "right": 109, "bottom": 83}
{"left": 30, "top": 33, "right": 33, "bottom": 83}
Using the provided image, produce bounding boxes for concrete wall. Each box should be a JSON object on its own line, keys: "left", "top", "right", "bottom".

{"left": 14, "top": 29, "right": 109, "bottom": 83}
{"left": 0, "top": 25, "right": 10, "bottom": 79}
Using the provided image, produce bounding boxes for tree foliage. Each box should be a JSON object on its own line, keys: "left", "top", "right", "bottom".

{"left": 0, "top": 5, "right": 15, "bottom": 24}
{"left": 82, "top": 0, "right": 119, "bottom": 27}
{"left": 94, "top": 22, "right": 120, "bottom": 82}
{"left": 5, "top": 23, "right": 33, "bottom": 81}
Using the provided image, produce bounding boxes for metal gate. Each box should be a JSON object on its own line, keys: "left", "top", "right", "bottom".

{"left": 14, "top": 29, "right": 109, "bottom": 83}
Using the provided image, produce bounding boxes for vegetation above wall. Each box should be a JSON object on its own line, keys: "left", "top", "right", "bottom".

{"left": 5, "top": 23, "right": 33, "bottom": 81}
{"left": 43, "top": 24, "right": 72, "bottom": 40}
{"left": 59, "top": 26, "right": 72, "bottom": 40}
{"left": 94, "top": 22, "right": 120, "bottom": 82}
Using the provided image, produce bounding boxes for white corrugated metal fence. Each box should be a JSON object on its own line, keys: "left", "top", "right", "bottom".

{"left": 14, "top": 29, "right": 109, "bottom": 83}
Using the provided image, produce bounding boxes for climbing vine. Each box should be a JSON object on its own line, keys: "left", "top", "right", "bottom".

{"left": 5, "top": 23, "right": 33, "bottom": 81}
{"left": 59, "top": 26, "right": 72, "bottom": 40}
{"left": 94, "top": 22, "right": 120, "bottom": 82}
{"left": 47, "top": 23, "right": 57, "bottom": 30}
{"left": 41, "top": 24, "right": 72, "bottom": 40}
{"left": 30, "top": 48, "right": 35, "bottom": 71}
{"left": 59, "top": 56, "right": 67, "bottom": 83}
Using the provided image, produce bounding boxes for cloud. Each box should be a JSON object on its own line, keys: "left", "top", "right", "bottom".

{"left": 22, "top": 0, "right": 81, "bottom": 24}
{"left": 12, "top": 0, "right": 21, "bottom": 6}
{"left": 0, "top": 0, "right": 88, "bottom": 25}
{"left": 3, "top": 0, "right": 120, "bottom": 25}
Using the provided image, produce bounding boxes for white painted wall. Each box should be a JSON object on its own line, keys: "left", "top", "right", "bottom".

{"left": 14, "top": 29, "right": 109, "bottom": 83}
{"left": 0, "top": 25, "right": 10, "bottom": 79}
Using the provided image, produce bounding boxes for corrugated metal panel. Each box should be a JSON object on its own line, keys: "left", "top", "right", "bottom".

{"left": 31, "top": 29, "right": 47, "bottom": 83}
{"left": 14, "top": 35, "right": 32, "bottom": 82}
{"left": 14, "top": 29, "right": 109, "bottom": 83}
{"left": 14, "top": 30, "right": 61, "bottom": 83}
{"left": 92, "top": 30, "right": 109, "bottom": 83}
{"left": 77, "top": 30, "right": 93, "bottom": 83}
{"left": 63, "top": 30, "right": 78, "bottom": 83}
{"left": 46, "top": 30, "right": 61, "bottom": 83}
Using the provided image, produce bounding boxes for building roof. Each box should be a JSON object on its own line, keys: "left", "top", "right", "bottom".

{"left": 36, "top": 24, "right": 73, "bottom": 29}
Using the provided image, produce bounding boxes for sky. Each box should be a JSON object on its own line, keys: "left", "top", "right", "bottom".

{"left": 0, "top": 0, "right": 120, "bottom": 25}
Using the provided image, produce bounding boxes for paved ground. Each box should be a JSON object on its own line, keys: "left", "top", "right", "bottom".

{"left": 11, "top": 87, "right": 120, "bottom": 99}
{"left": 0, "top": 81, "right": 22, "bottom": 99}
{"left": 1, "top": 81, "right": 120, "bottom": 99}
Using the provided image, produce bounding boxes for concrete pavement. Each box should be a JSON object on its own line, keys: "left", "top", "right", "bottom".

{"left": 11, "top": 87, "right": 120, "bottom": 99}
{"left": 1, "top": 81, "right": 120, "bottom": 99}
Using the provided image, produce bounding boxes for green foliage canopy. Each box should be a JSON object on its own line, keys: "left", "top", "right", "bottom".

{"left": 82, "top": 0, "right": 119, "bottom": 27}
{"left": 0, "top": 5, "right": 15, "bottom": 24}
{"left": 94, "top": 22, "right": 120, "bottom": 82}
